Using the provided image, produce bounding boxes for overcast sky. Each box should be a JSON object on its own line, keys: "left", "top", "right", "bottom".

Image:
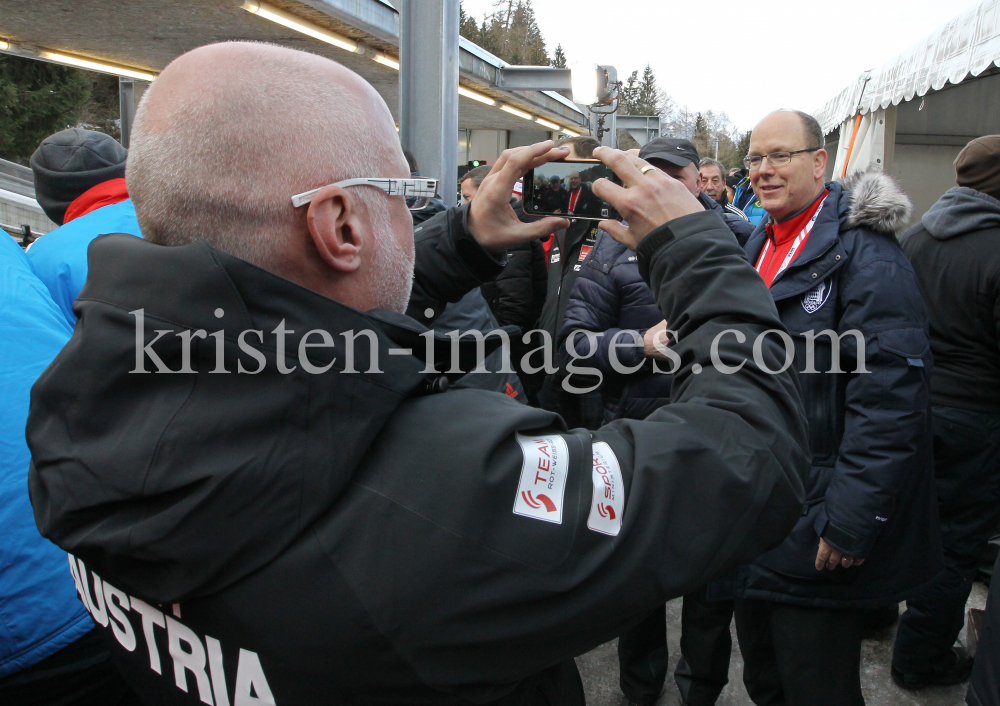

{"left": 460, "top": 0, "right": 981, "bottom": 131}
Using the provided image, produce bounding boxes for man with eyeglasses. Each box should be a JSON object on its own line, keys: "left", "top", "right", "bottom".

{"left": 729, "top": 109, "right": 940, "bottom": 706}
{"left": 24, "top": 43, "right": 811, "bottom": 706}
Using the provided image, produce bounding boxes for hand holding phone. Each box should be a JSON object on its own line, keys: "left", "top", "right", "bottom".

{"left": 590, "top": 147, "right": 703, "bottom": 250}
{"left": 466, "top": 141, "right": 571, "bottom": 253}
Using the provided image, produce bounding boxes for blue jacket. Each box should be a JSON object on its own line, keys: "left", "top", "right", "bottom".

{"left": 733, "top": 177, "right": 768, "bottom": 226}
{"left": 26, "top": 199, "right": 142, "bottom": 326}
{"left": 558, "top": 230, "right": 670, "bottom": 422}
{"left": 0, "top": 235, "right": 90, "bottom": 677}
{"left": 558, "top": 194, "right": 752, "bottom": 421}
{"left": 732, "top": 172, "right": 942, "bottom": 607}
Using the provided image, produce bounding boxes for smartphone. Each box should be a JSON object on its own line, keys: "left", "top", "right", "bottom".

{"left": 522, "top": 159, "right": 621, "bottom": 221}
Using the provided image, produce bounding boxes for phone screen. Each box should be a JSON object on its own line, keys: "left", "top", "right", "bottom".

{"left": 523, "top": 160, "right": 620, "bottom": 221}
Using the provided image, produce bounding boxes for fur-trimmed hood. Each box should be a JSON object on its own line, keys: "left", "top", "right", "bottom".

{"left": 838, "top": 167, "right": 913, "bottom": 236}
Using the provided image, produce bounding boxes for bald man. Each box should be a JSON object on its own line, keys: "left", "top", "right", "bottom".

{"left": 27, "top": 42, "right": 809, "bottom": 706}
{"left": 732, "top": 110, "right": 938, "bottom": 705}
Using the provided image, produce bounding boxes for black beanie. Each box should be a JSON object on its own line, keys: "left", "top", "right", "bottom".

{"left": 30, "top": 128, "right": 128, "bottom": 225}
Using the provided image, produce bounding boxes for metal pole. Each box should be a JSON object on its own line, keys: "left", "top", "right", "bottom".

{"left": 399, "top": 0, "right": 459, "bottom": 207}
{"left": 119, "top": 78, "right": 135, "bottom": 148}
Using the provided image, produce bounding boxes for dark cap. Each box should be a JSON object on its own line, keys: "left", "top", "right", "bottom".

{"left": 30, "top": 128, "right": 128, "bottom": 225}
{"left": 955, "top": 135, "right": 1000, "bottom": 200}
{"left": 639, "top": 137, "right": 700, "bottom": 169}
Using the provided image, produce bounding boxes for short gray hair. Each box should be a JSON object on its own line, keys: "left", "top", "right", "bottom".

{"left": 771, "top": 109, "right": 826, "bottom": 150}
{"left": 699, "top": 157, "right": 725, "bottom": 178}
{"left": 461, "top": 164, "right": 492, "bottom": 188}
{"left": 127, "top": 42, "right": 401, "bottom": 268}
{"left": 556, "top": 135, "right": 600, "bottom": 158}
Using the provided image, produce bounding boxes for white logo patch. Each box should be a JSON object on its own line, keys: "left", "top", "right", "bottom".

{"left": 587, "top": 442, "right": 624, "bottom": 536}
{"left": 802, "top": 279, "right": 832, "bottom": 315}
{"left": 513, "top": 433, "right": 570, "bottom": 524}
{"left": 550, "top": 253, "right": 561, "bottom": 264}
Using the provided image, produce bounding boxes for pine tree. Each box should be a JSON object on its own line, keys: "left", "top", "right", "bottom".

{"left": 634, "top": 64, "right": 660, "bottom": 115}
{"left": 618, "top": 70, "right": 640, "bottom": 115}
{"left": 735, "top": 130, "right": 752, "bottom": 168}
{"left": 471, "top": 1, "right": 549, "bottom": 65}
{"left": 459, "top": 4, "right": 481, "bottom": 43}
{"left": 692, "top": 112, "right": 711, "bottom": 157}
{"left": 0, "top": 54, "right": 93, "bottom": 164}
{"left": 551, "top": 44, "right": 567, "bottom": 68}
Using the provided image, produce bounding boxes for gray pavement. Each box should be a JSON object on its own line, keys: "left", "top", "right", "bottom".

{"left": 575, "top": 583, "right": 989, "bottom": 706}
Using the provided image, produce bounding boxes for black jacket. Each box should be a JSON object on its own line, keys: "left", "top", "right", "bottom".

{"left": 479, "top": 201, "right": 547, "bottom": 334}
{"left": 566, "top": 184, "right": 602, "bottom": 218}
{"left": 732, "top": 170, "right": 942, "bottom": 608}
{"left": 900, "top": 186, "right": 1000, "bottom": 413}
{"left": 698, "top": 192, "right": 754, "bottom": 246}
{"left": 537, "top": 185, "right": 568, "bottom": 214}
{"left": 538, "top": 219, "right": 600, "bottom": 342}
{"left": 557, "top": 193, "right": 756, "bottom": 421}
{"left": 28, "top": 206, "right": 809, "bottom": 704}
{"left": 559, "top": 230, "right": 667, "bottom": 422}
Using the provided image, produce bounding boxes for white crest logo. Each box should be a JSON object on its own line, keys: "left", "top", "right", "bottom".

{"left": 802, "top": 280, "right": 832, "bottom": 315}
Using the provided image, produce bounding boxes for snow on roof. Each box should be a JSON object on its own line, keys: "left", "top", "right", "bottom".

{"left": 815, "top": 0, "right": 1000, "bottom": 133}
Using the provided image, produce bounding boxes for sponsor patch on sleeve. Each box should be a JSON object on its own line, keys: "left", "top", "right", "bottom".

{"left": 587, "top": 442, "right": 624, "bottom": 536}
{"left": 513, "top": 432, "right": 570, "bottom": 524}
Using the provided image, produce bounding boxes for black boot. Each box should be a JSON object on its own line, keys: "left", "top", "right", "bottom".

{"left": 891, "top": 646, "right": 974, "bottom": 689}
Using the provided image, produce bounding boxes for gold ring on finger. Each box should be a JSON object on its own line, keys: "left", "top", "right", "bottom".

{"left": 640, "top": 165, "right": 656, "bottom": 174}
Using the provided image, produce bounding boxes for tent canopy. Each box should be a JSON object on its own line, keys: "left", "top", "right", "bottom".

{"left": 816, "top": 0, "right": 1000, "bottom": 134}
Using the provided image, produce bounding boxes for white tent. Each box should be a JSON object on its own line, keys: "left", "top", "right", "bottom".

{"left": 815, "top": 0, "right": 1000, "bottom": 227}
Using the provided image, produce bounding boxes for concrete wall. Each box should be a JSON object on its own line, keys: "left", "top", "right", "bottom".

{"left": 468, "top": 129, "right": 506, "bottom": 165}
{"left": 508, "top": 130, "right": 552, "bottom": 148}
{"left": 889, "top": 144, "right": 962, "bottom": 229}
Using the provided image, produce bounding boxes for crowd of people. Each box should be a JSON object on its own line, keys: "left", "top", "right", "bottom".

{"left": 1, "top": 40, "right": 999, "bottom": 706}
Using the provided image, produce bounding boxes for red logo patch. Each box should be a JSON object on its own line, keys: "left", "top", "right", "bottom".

{"left": 505, "top": 383, "right": 519, "bottom": 398}
{"left": 522, "top": 491, "right": 557, "bottom": 512}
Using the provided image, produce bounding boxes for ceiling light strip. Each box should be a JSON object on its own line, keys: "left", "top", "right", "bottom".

{"left": 36, "top": 50, "right": 156, "bottom": 81}
{"left": 458, "top": 86, "right": 495, "bottom": 105}
{"left": 239, "top": 0, "right": 358, "bottom": 53}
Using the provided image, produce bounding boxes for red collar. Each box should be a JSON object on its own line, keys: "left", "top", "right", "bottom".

{"left": 63, "top": 178, "right": 130, "bottom": 224}
{"left": 766, "top": 189, "right": 828, "bottom": 246}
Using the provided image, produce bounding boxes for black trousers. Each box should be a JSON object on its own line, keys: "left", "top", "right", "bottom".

{"left": 968, "top": 551, "right": 1000, "bottom": 706}
{"left": 733, "top": 598, "right": 866, "bottom": 706}
{"left": 0, "top": 628, "right": 139, "bottom": 706}
{"left": 618, "top": 586, "right": 734, "bottom": 705}
{"left": 893, "top": 406, "right": 1000, "bottom": 674}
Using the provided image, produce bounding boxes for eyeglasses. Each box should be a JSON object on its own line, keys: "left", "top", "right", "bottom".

{"left": 743, "top": 148, "right": 821, "bottom": 170}
{"left": 291, "top": 177, "right": 439, "bottom": 211}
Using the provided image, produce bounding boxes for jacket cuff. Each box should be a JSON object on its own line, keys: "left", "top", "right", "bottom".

{"left": 636, "top": 224, "right": 676, "bottom": 283}
{"left": 636, "top": 211, "right": 727, "bottom": 284}
{"left": 454, "top": 204, "right": 506, "bottom": 281}
{"left": 814, "top": 508, "right": 872, "bottom": 559}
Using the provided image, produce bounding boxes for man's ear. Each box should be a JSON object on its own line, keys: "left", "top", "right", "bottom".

{"left": 306, "top": 185, "right": 365, "bottom": 273}
{"left": 814, "top": 149, "right": 829, "bottom": 180}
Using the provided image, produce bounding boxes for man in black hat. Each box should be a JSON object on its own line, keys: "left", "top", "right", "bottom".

{"left": 891, "top": 134, "right": 1000, "bottom": 689}
{"left": 608, "top": 137, "right": 752, "bottom": 706}
{"left": 25, "top": 128, "right": 142, "bottom": 326}
{"left": 639, "top": 138, "right": 753, "bottom": 246}
{"left": 538, "top": 174, "right": 570, "bottom": 214}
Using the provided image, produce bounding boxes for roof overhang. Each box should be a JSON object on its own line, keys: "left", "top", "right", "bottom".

{"left": 0, "top": 0, "right": 587, "bottom": 133}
